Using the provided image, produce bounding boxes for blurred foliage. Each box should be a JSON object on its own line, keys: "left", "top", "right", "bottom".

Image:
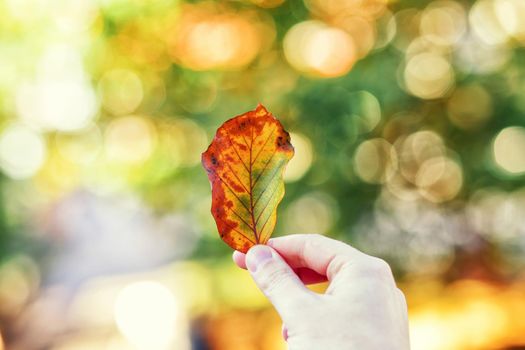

{"left": 1, "top": 0, "right": 525, "bottom": 349}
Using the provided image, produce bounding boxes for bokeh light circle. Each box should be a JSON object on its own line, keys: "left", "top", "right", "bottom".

{"left": 284, "top": 132, "right": 313, "bottom": 182}
{"left": 16, "top": 43, "right": 98, "bottom": 132}
{"left": 354, "top": 138, "right": 398, "bottom": 184}
{"left": 0, "top": 123, "right": 46, "bottom": 179}
{"left": 16, "top": 79, "right": 98, "bottom": 132}
{"left": 447, "top": 84, "right": 493, "bottom": 130}
{"left": 114, "top": 281, "right": 178, "bottom": 349}
{"left": 169, "top": 4, "right": 269, "bottom": 71}
{"left": 348, "top": 90, "right": 382, "bottom": 133}
{"left": 493, "top": 126, "right": 525, "bottom": 175}
{"left": 334, "top": 16, "right": 376, "bottom": 58}
{"left": 495, "top": 0, "right": 525, "bottom": 42}
{"left": 304, "top": 0, "right": 388, "bottom": 20}
{"left": 469, "top": 0, "right": 511, "bottom": 46}
{"left": 416, "top": 156, "right": 463, "bottom": 202}
{"left": 285, "top": 192, "right": 337, "bottom": 233}
{"left": 284, "top": 21, "right": 357, "bottom": 78}
{"left": 248, "top": 0, "right": 285, "bottom": 8}
{"left": 99, "top": 69, "right": 143, "bottom": 116}
{"left": 403, "top": 52, "right": 454, "bottom": 99}
{"left": 55, "top": 124, "right": 103, "bottom": 165}
{"left": 105, "top": 116, "right": 157, "bottom": 164}
{"left": 397, "top": 130, "right": 446, "bottom": 184}
{"left": 420, "top": 0, "right": 467, "bottom": 46}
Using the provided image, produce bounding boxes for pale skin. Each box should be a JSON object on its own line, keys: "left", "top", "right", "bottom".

{"left": 232, "top": 234, "right": 410, "bottom": 350}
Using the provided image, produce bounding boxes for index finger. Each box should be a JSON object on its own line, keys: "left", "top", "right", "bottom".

{"left": 267, "top": 234, "right": 367, "bottom": 281}
{"left": 233, "top": 250, "right": 328, "bottom": 285}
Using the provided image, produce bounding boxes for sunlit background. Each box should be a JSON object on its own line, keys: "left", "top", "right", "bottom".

{"left": 0, "top": 0, "right": 525, "bottom": 349}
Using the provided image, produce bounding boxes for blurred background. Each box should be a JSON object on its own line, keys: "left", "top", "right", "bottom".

{"left": 0, "top": 0, "right": 525, "bottom": 349}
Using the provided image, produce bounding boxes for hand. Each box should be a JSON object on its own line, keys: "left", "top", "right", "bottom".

{"left": 232, "top": 234, "right": 410, "bottom": 350}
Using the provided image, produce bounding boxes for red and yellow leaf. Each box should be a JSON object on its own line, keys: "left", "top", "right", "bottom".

{"left": 202, "top": 104, "right": 294, "bottom": 253}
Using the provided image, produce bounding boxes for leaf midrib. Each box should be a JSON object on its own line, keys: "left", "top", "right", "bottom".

{"left": 223, "top": 117, "right": 282, "bottom": 243}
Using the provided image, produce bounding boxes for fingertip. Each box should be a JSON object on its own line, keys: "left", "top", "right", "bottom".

{"left": 245, "top": 244, "right": 274, "bottom": 273}
{"left": 232, "top": 250, "right": 247, "bottom": 269}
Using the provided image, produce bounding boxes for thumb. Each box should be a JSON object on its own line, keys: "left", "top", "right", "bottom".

{"left": 246, "top": 245, "right": 313, "bottom": 319}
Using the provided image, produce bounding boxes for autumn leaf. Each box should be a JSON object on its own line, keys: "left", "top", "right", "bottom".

{"left": 202, "top": 104, "right": 294, "bottom": 253}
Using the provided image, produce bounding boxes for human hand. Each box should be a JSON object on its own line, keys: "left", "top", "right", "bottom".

{"left": 232, "top": 234, "right": 410, "bottom": 350}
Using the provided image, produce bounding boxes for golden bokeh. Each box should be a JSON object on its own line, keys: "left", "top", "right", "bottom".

{"left": 285, "top": 192, "right": 337, "bottom": 234}
{"left": 354, "top": 138, "right": 398, "bottom": 184}
{"left": 284, "top": 20, "right": 357, "bottom": 78}
{"left": 403, "top": 52, "right": 455, "bottom": 99}
{"left": 99, "top": 69, "right": 143, "bottom": 116}
{"left": 416, "top": 156, "right": 463, "bottom": 203}
{"left": 247, "top": 0, "right": 286, "bottom": 9}
{"left": 104, "top": 116, "right": 157, "bottom": 165}
{"left": 305, "top": 0, "right": 388, "bottom": 21}
{"left": 447, "top": 84, "right": 493, "bottom": 130}
{"left": 493, "top": 126, "right": 525, "bottom": 175}
{"left": 332, "top": 16, "right": 377, "bottom": 58}
{"left": 397, "top": 130, "right": 446, "bottom": 184}
{"left": 55, "top": 125, "right": 103, "bottom": 165}
{"left": 469, "top": 0, "right": 511, "bottom": 46}
{"left": 284, "top": 132, "right": 313, "bottom": 182}
{"left": 168, "top": 3, "right": 271, "bottom": 71}
{"left": 495, "top": 0, "right": 525, "bottom": 42}
{"left": 420, "top": 1, "right": 467, "bottom": 46}
{"left": 1, "top": 0, "right": 525, "bottom": 349}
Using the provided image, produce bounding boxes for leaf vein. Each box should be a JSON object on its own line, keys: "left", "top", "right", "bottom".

{"left": 212, "top": 171, "right": 251, "bottom": 214}
{"left": 252, "top": 149, "right": 277, "bottom": 190}
{"left": 226, "top": 162, "right": 250, "bottom": 194}
{"left": 214, "top": 216, "right": 256, "bottom": 244}
{"left": 235, "top": 118, "right": 251, "bottom": 154}
{"left": 225, "top": 131, "right": 250, "bottom": 174}
{"left": 251, "top": 126, "right": 276, "bottom": 167}
{"left": 257, "top": 204, "right": 275, "bottom": 243}
{"left": 255, "top": 176, "right": 281, "bottom": 226}
{"left": 228, "top": 207, "right": 256, "bottom": 233}
{"left": 253, "top": 161, "right": 282, "bottom": 209}
{"left": 246, "top": 115, "right": 258, "bottom": 242}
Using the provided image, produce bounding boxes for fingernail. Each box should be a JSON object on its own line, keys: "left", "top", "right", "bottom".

{"left": 246, "top": 245, "right": 273, "bottom": 273}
